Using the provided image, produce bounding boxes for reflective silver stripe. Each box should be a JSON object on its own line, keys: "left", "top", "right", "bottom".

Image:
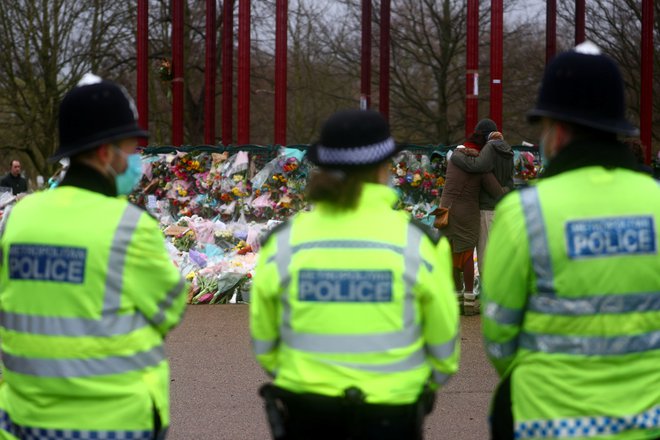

{"left": 104, "top": 204, "right": 143, "bottom": 313}
{"left": 426, "top": 338, "right": 457, "bottom": 360}
{"left": 528, "top": 291, "right": 660, "bottom": 316}
{"left": 0, "top": 409, "right": 154, "bottom": 440}
{"left": 281, "top": 324, "right": 420, "bottom": 353}
{"left": 272, "top": 224, "right": 428, "bottom": 356}
{"left": 520, "top": 330, "right": 660, "bottom": 356}
{"left": 431, "top": 369, "right": 452, "bottom": 386}
{"left": 0, "top": 205, "right": 149, "bottom": 337}
{"left": 274, "top": 223, "right": 293, "bottom": 329}
{"left": 2, "top": 345, "right": 165, "bottom": 378}
{"left": 151, "top": 276, "right": 186, "bottom": 326}
{"left": 275, "top": 223, "right": 293, "bottom": 289}
{"left": 253, "top": 338, "right": 278, "bottom": 356}
{"left": 515, "top": 405, "right": 660, "bottom": 439}
{"left": 292, "top": 240, "right": 404, "bottom": 254}
{"left": 520, "top": 187, "right": 555, "bottom": 294}
{"left": 0, "top": 311, "right": 149, "bottom": 337}
{"left": 484, "top": 302, "right": 525, "bottom": 326}
{"left": 485, "top": 338, "right": 518, "bottom": 359}
{"left": 326, "top": 347, "right": 426, "bottom": 373}
{"left": 403, "top": 224, "right": 423, "bottom": 327}
{"left": 271, "top": 239, "right": 433, "bottom": 271}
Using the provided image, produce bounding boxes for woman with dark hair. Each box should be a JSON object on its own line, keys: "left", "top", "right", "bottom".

{"left": 251, "top": 109, "right": 459, "bottom": 440}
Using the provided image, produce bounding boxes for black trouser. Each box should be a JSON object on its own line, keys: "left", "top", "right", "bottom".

{"left": 262, "top": 385, "right": 427, "bottom": 440}
{"left": 490, "top": 376, "right": 514, "bottom": 440}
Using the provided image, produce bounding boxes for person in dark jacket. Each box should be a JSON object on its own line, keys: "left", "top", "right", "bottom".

{"left": 449, "top": 120, "right": 514, "bottom": 283}
{"left": 440, "top": 145, "right": 505, "bottom": 315}
{"left": 0, "top": 160, "right": 28, "bottom": 196}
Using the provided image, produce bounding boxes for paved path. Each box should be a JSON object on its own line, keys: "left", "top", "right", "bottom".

{"left": 166, "top": 305, "right": 498, "bottom": 439}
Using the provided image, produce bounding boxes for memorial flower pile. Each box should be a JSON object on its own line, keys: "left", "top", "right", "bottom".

{"left": 128, "top": 147, "right": 459, "bottom": 303}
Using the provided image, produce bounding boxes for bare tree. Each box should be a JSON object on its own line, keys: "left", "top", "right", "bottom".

{"left": 557, "top": 0, "right": 660, "bottom": 148}
{"left": 0, "top": 0, "right": 133, "bottom": 179}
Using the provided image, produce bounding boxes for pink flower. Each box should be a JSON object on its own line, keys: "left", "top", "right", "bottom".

{"left": 197, "top": 293, "right": 213, "bottom": 304}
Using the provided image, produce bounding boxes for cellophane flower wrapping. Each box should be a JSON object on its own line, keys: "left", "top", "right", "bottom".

{"left": 130, "top": 148, "right": 447, "bottom": 303}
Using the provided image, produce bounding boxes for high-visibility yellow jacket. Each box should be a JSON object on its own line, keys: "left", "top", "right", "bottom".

{"left": 0, "top": 185, "right": 187, "bottom": 439}
{"left": 483, "top": 165, "right": 660, "bottom": 439}
{"left": 250, "top": 183, "right": 460, "bottom": 405}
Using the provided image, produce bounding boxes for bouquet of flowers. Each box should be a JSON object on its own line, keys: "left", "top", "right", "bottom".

{"left": 391, "top": 151, "right": 442, "bottom": 205}
{"left": 514, "top": 151, "right": 540, "bottom": 182}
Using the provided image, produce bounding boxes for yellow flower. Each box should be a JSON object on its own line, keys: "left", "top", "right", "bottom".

{"left": 186, "top": 271, "right": 196, "bottom": 281}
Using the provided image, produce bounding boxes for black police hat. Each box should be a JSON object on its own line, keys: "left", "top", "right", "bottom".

{"left": 308, "top": 109, "right": 397, "bottom": 168}
{"left": 528, "top": 42, "right": 638, "bottom": 136}
{"left": 50, "top": 74, "right": 149, "bottom": 162}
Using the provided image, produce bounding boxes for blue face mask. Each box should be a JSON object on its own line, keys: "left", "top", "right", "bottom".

{"left": 539, "top": 128, "right": 553, "bottom": 168}
{"left": 115, "top": 152, "right": 143, "bottom": 195}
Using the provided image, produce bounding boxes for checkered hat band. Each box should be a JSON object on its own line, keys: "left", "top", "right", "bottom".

{"left": 317, "top": 137, "right": 395, "bottom": 165}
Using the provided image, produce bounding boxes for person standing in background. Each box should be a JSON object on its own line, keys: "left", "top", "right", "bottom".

{"left": 251, "top": 109, "right": 459, "bottom": 440}
{"left": 439, "top": 145, "right": 505, "bottom": 315}
{"left": 449, "top": 120, "right": 514, "bottom": 286}
{"left": 0, "top": 160, "right": 28, "bottom": 196}
{"left": 482, "top": 42, "right": 660, "bottom": 439}
{"left": 0, "top": 74, "right": 187, "bottom": 439}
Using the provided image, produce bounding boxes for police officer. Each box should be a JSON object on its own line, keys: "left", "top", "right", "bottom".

{"left": 0, "top": 74, "right": 187, "bottom": 439}
{"left": 250, "top": 109, "right": 460, "bottom": 440}
{"left": 482, "top": 42, "right": 660, "bottom": 439}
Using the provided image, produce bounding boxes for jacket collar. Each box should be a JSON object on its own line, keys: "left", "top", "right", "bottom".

{"left": 59, "top": 162, "right": 117, "bottom": 197}
{"left": 542, "top": 139, "right": 638, "bottom": 179}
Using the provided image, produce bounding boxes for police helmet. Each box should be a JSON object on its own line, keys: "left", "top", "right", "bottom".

{"left": 308, "top": 109, "right": 398, "bottom": 168}
{"left": 527, "top": 42, "right": 638, "bottom": 136}
{"left": 50, "top": 74, "right": 149, "bottom": 162}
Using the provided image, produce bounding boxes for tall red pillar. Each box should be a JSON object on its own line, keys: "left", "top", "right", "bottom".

{"left": 641, "top": 0, "right": 654, "bottom": 164}
{"left": 490, "top": 0, "right": 503, "bottom": 130}
{"left": 379, "top": 0, "right": 391, "bottom": 120}
{"left": 361, "top": 0, "right": 372, "bottom": 110}
{"left": 137, "top": 0, "right": 148, "bottom": 146}
{"left": 575, "top": 0, "right": 585, "bottom": 45}
{"left": 221, "top": 0, "right": 234, "bottom": 146}
{"left": 274, "top": 0, "right": 288, "bottom": 146}
{"left": 237, "top": 0, "right": 250, "bottom": 145}
{"left": 204, "top": 0, "right": 216, "bottom": 144}
{"left": 465, "top": 0, "right": 479, "bottom": 138}
{"left": 172, "top": 0, "right": 184, "bottom": 146}
{"left": 546, "top": 0, "right": 557, "bottom": 64}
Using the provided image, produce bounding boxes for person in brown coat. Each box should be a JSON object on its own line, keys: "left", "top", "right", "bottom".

{"left": 439, "top": 145, "right": 505, "bottom": 315}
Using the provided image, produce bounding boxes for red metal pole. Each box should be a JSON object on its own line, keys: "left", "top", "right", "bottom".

{"left": 237, "top": 0, "right": 250, "bottom": 145}
{"left": 137, "top": 0, "right": 148, "bottom": 146}
{"left": 641, "top": 0, "right": 654, "bottom": 164}
{"left": 222, "top": 0, "right": 234, "bottom": 146}
{"left": 465, "top": 0, "right": 479, "bottom": 138}
{"left": 379, "top": 0, "right": 390, "bottom": 120}
{"left": 172, "top": 0, "right": 184, "bottom": 146}
{"left": 575, "top": 0, "right": 585, "bottom": 45}
{"left": 490, "top": 0, "right": 503, "bottom": 131}
{"left": 205, "top": 0, "right": 216, "bottom": 144}
{"left": 361, "top": 0, "right": 372, "bottom": 110}
{"left": 274, "top": 0, "right": 288, "bottom": 146}
{"left": 546, "top": 0, "right": 557, "bottom": 64}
